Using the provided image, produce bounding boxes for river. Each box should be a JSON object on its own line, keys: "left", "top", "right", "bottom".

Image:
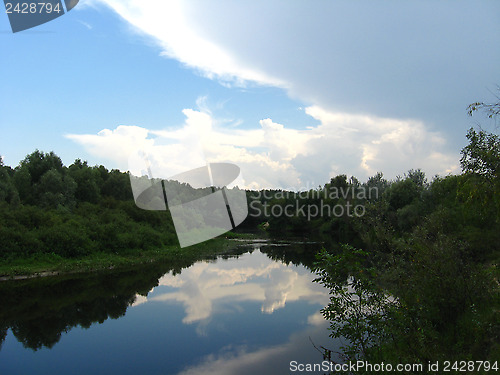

{"left": 0, "top": 239, "right": 341, "bottom": 374}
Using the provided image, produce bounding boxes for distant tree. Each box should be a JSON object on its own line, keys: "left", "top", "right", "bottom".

{"left": 0, "top": 162, "right": 19, "bottom": 205}
{"left": 460, "top": 128, "right": 500, "bottom": 180}
{"left": 18, "top": 150, "right": 63, "bottom": 185}
{"left": 68, "top": 159, "right": 101, "bottom": 203}
{"left": 406, "top": 168, "right": 427, "bottom": 188}
{"left": 37, "top": 169, "right": 76, "bottom": 209}
{"left": 13, "top": 166, "right": 32, "bottom": 204}
{"left": 329, "top": 174, "right": 349, "bottom": 191}
{"left": 101, "top": 170, "right": 133, "bottom": 201}
{"left": 459, "top": 95, "right": 500, "bottom": 225}
{"left": 384, "top": 178, "right": 420, "bottom": 211}
{"left": 463, "top": 90, "right": 500, "bottom": 179}
{"left": 364, "top": 172, "right": 388, "bottom": 199}
{"left": 13, "top": 150, "right": 66, "bottom": 205}
{"left": 95, "top": 165, "right": 110, "bottom": 183}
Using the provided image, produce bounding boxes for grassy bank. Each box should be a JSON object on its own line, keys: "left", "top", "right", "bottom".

{"left": 0, "top": 236, "right": 256, "bottom": 279}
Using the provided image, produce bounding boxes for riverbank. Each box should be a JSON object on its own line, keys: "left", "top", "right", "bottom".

{"left": 0, "top": 234, "right": 260, "bottom": 280}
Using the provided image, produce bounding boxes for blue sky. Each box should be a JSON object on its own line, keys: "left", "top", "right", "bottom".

{"left": 1, "top": 0, "right": 499, "bottom": 189}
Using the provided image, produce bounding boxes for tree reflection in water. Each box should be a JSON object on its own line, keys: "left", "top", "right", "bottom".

{"left": 0, "top": 241, "right": 323, "bottom": 353}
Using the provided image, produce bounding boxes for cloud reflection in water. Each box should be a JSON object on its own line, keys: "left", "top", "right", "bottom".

{"left": 132, "top": 249, "right": 328, "bottom": 323}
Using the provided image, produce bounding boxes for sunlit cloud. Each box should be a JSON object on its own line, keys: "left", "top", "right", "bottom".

{"left": 300, "top": 106, "right": 459, "bottom": 180}
{"left": 67, "top": 102, "right": 458, "bottom": 188}
{"left": 66, "top": 125, "right": 154, "bottom": 165}
{"left": 90, "top": 0, "right": 286, "bottom": 88}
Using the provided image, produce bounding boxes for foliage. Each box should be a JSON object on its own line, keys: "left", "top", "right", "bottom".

{"left": 460, "top": 128, "right": 500, "bottom": 179}
{"left": 467, "top": 87, "right": 500, "bottom": 119}
{"left": 314, "top": 124, "right": 500, "bottom": 370}
{"left": 314, "top": 245, "right": 396, "bottom": 362}
{"left": 0, "top": 151, "right": 177, "bottom": 260}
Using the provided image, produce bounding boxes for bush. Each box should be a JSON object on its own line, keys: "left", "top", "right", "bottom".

{"left": 38, "top": 220, "right": 94, "bottom": 257}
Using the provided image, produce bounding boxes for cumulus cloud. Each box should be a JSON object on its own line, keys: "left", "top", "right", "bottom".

{"left": 67, "top": 102, "right": 458, "bottom": 188}
{"left": 66, "top": 125, "right": 153, "bottom": 166}
{"left": 298, "top": 106, "right": 459, "bottom": 181}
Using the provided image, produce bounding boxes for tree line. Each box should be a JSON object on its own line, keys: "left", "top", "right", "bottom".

{"left": 310, "top": 125, "right": 500, "bottom": 369}
{"left": 0, "top": 152, "right": 177, "bottom": 259}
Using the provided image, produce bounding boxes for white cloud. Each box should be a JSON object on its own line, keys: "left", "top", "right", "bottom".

{"left": 66, "top": 125, "right": 153, "bottom": 166}
{"left": 76, "top": 0, "right": 491, "bottom": 182}
{"left": 92, "top": 0, "right": 286, "bottom": 88}
{"left": 300, "top": 106, "right": 459, "bottom": 180}
{"left": 67, "top": 102, "right": 458, "bottom": 188}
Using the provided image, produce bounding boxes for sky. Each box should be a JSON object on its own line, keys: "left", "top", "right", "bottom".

{"left": 1, "top": 0, "right": 499, "bottom": 189}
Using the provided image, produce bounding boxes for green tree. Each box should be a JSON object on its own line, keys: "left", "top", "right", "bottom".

{"left": 37, "top": 169, "right": 77, "bottom": 209}
{"left": 384, "top": 178, "right": 420, "bottom": 211}
{"left": 364, "top": 172, "right": 388, "bottom": 200}
{"left": 14, "top": 150, "right": 66, "bottom": 205}
{"left": 13, "top": 166, "right": 32, "bottom": 203}
{"left": 458, "top": 129, "right": 500, "bottom": 226}
{"left": 101, "top": 170, "right": 133, "bottom": 201}
{"left": 0, "top": 161, "right": 19, "bottom": 205}
{"left": 315, "top": 245, "right": 394, "bottom": 363}
{"left": 19, "top": 150, "right": 63, "bottom": 185}
{"left": 68, "top": 159, "right": 102, "bottom": 203}
{"left": 460, "top": 128, "right": 500, "bottom": 180}
{"left": 406, "top": 168, "right": 427, "bottom": 188}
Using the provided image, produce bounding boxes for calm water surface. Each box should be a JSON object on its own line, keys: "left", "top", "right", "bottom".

{"left": 0, "top": 241, "right": 338, "bottom": 374}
